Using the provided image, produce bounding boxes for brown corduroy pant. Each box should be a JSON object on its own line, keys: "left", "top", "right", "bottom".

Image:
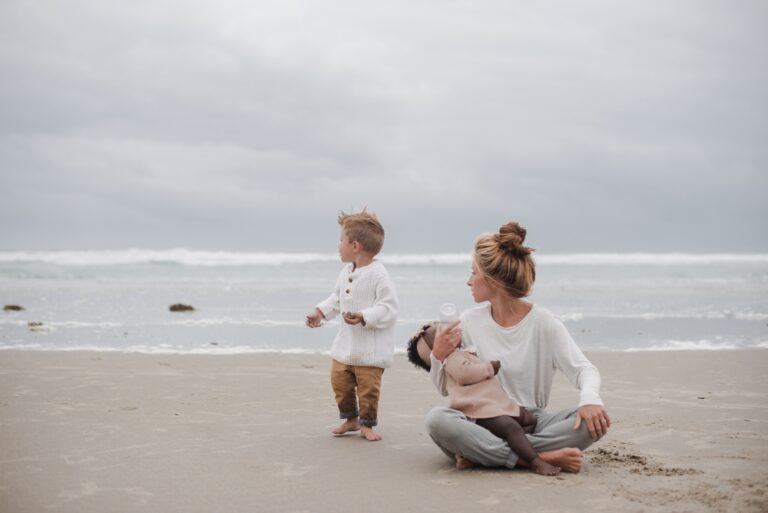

{"left": 330, "top": 359, "right": 385, "bottom": 427}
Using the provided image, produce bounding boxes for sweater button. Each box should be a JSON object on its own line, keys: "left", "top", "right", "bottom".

{"left": 348, "top": 277, "right": 353, "bottom": 282}
{"left": 345, "top": 289, "right": 350, "bottom": 294}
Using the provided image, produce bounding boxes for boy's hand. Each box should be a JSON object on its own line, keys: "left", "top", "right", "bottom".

{"left": 491, "top": 360, "right": 501, "bottom": 375}
{"left": 343, "top": 312, "right": 366, "bottom": 326}
{"left": 305, "top": 308, "right": 325, "bottom": 328}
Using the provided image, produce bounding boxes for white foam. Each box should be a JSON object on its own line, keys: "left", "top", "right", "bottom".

{"left": 167, "top": 318, "right": 309, "bottom": 327}
{"left": 1, "top": 249, "right": 766, "bottom": 267}
{"left": 624, "top": 340, "right": 741, "bottom": 352}
{"left": 48, "top": 321, "right": 125, "bottom": 328}
{"left": 557, "top": 313, "right": 585, "bottom": 322}
{"left": 0, "top": 343, "right": 333, "bottom": 355}
{"left": 556, "top": 311, "right": 768, "bottom": 321}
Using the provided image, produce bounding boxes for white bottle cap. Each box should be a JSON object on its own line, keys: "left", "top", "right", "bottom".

{"left": 439, "top": 303, "right": 458, "bottom": 324}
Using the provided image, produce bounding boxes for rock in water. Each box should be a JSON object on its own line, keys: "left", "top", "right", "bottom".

{"left": 28, "top": 321, "right": 47, "bottom": 332}
{"left": 4, "top": 305, "right": 24, "bottom": 311}
{"left": 169, "top": 303, "right": 195, "bottom": 312}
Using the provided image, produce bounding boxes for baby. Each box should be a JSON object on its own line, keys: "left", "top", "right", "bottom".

{"left": 407, "top": 323, "right": 561, "bottom": 475}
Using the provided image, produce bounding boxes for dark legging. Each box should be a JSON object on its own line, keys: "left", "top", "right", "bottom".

{"left": 476, "top": 414, "right": 539, "bottom": 464}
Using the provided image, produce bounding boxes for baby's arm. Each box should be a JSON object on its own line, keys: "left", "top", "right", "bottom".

{"left": 443, "top": 352, "right": 495, "bottom": 386}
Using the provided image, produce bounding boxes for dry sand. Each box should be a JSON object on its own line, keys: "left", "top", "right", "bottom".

{"left": 1, "top": 349, "right": 766, "bottom": 513}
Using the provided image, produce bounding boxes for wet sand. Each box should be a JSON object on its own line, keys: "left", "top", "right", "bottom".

{"left": 0, "top": 349, "right": 766, "bottom": 513}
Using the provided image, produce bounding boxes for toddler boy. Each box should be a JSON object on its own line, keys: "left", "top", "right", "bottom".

{"left": 306, "top": 209, "right": 399, "bottom": 441}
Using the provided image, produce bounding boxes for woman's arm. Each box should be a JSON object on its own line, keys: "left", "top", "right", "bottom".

{"left": 549, "top": 318, "right": 611, "bottom": 438}
{"left": 428, "top": 321, "right": 462, "bottom": 396}
{"left": 549, "top": 318, "right": 603, "bottom": 405}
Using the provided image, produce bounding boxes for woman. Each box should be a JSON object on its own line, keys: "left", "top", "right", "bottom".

{"left": 426, "top": 222, "right": 610, "bottom": 472}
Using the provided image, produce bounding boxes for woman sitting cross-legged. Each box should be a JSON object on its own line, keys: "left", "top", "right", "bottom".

{"left": 424, "top": 221, "right": 611, "bottom": 472}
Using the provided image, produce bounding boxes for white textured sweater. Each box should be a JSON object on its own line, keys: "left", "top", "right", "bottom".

{"left": 430, "top": 304, "right": 603, "bottom": 408}
{"left": 316, "top": 261, "right": 399, "bottom": 368}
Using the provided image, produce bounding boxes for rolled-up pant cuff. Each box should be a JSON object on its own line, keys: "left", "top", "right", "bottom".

{"left": 359, "top": 418, "right": 377, "bottom": 427}
{"left": 339, "top": 410, "right": 359, "bottom": 419}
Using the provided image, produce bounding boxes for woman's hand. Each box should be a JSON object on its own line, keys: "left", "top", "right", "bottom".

{"left": 431, "top": 321, "right": 462, "bottom": 362}
{"left": 573, "top": 404, "right": 611, "bottom": 439}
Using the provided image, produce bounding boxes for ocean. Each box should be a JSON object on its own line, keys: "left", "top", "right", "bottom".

{"left": 1, "top": 250, "right": 766, "bottom": 355}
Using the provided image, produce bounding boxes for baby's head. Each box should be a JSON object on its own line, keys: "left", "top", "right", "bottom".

{"left": 406, "top": 323, "right": 438, "bottom": 371}
{"left": 337, "top": 209, "right": 385, "bottom": 261}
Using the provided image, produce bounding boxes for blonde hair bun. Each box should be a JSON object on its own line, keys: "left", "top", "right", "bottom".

{"left": 495, "top": 222, "right": 534, "bottom": 257}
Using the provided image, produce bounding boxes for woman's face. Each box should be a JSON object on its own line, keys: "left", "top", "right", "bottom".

{"left": 467, "top": 260, "right": 495, "bottom": 303}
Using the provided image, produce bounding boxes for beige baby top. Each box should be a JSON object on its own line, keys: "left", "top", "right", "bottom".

{"left": 443, "top": 347, "right": 520, "bottom": 419}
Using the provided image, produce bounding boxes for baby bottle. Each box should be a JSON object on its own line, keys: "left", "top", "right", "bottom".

{"left": 439, "top": 303, "right": 458, "bottom": 327}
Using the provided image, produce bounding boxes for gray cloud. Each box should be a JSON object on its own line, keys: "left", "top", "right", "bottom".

{"left": 1, "top": 0, "right": 766, "bottom": 252}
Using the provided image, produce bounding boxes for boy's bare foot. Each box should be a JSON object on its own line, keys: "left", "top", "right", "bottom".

{"left": 361, "top": 426, "right": 381, "bottom": 441}
{"left": 455, "top": 453, "right": 477, "bottom": 470}
{"left": 538, "top": 448, "right": 582, "bottom": 473}
{"left": 530, "top": 457, "right": 561, "bottom": 476}
{"left": 332, "top": 419, "right": 360, "bottom": 436}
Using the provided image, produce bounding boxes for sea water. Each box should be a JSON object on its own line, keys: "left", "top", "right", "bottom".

{"left": 0, "top": 250, "right": 766, "bottom": 354}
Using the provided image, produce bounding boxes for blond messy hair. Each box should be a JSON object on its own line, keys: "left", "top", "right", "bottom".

{"left": 337, "top": 208, "right": 385, "bottom": 255}
{"left": 474, "top": 221, "right": 536, "bottom": 298}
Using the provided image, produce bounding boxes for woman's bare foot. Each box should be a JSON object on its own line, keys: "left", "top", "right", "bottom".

{"left": 538, "top": 448, "right": 582, "bottom": 473}
{"left": 455, "top": 453, "right": 477, "bottom": 470}
{"left": 530, "top": 457, "right": 561, "bottom": 476}
{"left": 332, "top": 419, "right": 360, "bottom": 436}
{"left": 361, "top": 426, "right": 382, "bottom": 441}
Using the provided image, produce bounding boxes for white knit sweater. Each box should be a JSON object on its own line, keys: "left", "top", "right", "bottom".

{"left": 316, "top": 261, "right": 399, "bottom": 368}
{"left": 430, "top": 304, "right": 603, "bottom": 408}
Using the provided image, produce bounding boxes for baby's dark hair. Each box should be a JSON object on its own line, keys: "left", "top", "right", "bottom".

{"left": 406, "top": 324, "right": 434, "bottom": 372}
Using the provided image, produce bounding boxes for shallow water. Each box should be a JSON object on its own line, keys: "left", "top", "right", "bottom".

{"left": 1, "top": 251, "right": 766, "bottom": 354}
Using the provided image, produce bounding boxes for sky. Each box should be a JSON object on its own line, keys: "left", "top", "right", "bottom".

{"left": 1, "top": 0, "right": 766, "bottom": 253}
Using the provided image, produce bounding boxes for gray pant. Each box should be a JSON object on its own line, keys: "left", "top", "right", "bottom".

{"left": 425, "top": 406, "right": 600, "bottom": 468}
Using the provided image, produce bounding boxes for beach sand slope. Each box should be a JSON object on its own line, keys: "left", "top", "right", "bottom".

{"left": 0, "top": 350, "right": 766, "bottom": 513}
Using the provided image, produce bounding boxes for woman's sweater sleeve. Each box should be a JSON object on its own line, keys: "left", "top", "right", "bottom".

{"left": 549, "top": 318, "right": 604, "bottom": 407}
{"left": 428, "top": 313, "right": 472, "bottom": 397}
{"left": 428, "top": 355, "right": 449, "bottom": 397}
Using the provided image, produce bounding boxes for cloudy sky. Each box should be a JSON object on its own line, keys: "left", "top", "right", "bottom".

{"left": 1, "top": 0, "right": 766, "bottom": 253}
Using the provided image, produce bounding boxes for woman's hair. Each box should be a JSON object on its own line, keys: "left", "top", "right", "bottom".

{"left": 474, "top": 221, "right": 536, "bottom": 298}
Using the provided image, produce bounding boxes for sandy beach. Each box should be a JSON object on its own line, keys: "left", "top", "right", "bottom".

{"left": 0, "top": 349, "right": 766, "bottom": 513}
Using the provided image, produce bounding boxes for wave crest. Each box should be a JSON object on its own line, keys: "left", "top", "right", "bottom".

{"left": 1, "top": 249, "right": 767, "bottom": 267}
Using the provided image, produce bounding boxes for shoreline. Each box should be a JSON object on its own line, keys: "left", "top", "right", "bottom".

{"left": 1, "top": 349, "right": 767, "bottom": 512}
{"left": 1, "top": 345, "right": 766, "bottom": 355}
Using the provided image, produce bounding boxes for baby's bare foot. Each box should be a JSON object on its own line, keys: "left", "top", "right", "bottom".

{"left": 361, "top": 426, "right": 381, "bottom": 441}
{"left": 455, "top": 453, "right": 477, "bottom": 470}
{"left": 332, "top": 419, "right": 360, "bottom": 436}
{"left": 539, "top": 448, "right": 582, "bottom": 473}
{"left": 530, "top": 457, "right": 561, "bottom": 476}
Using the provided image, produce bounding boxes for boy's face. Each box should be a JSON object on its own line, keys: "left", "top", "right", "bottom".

{"left": 338, "top": 230, "right": 357, "bottom": 262}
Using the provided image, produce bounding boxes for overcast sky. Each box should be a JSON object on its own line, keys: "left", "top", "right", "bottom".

{"left": 1, "top": 0, "right": 766, "bottom": 253}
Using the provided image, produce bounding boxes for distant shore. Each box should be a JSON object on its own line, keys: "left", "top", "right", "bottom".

{"left": 0, "top": 349, "right": 766, "bottom": 512}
